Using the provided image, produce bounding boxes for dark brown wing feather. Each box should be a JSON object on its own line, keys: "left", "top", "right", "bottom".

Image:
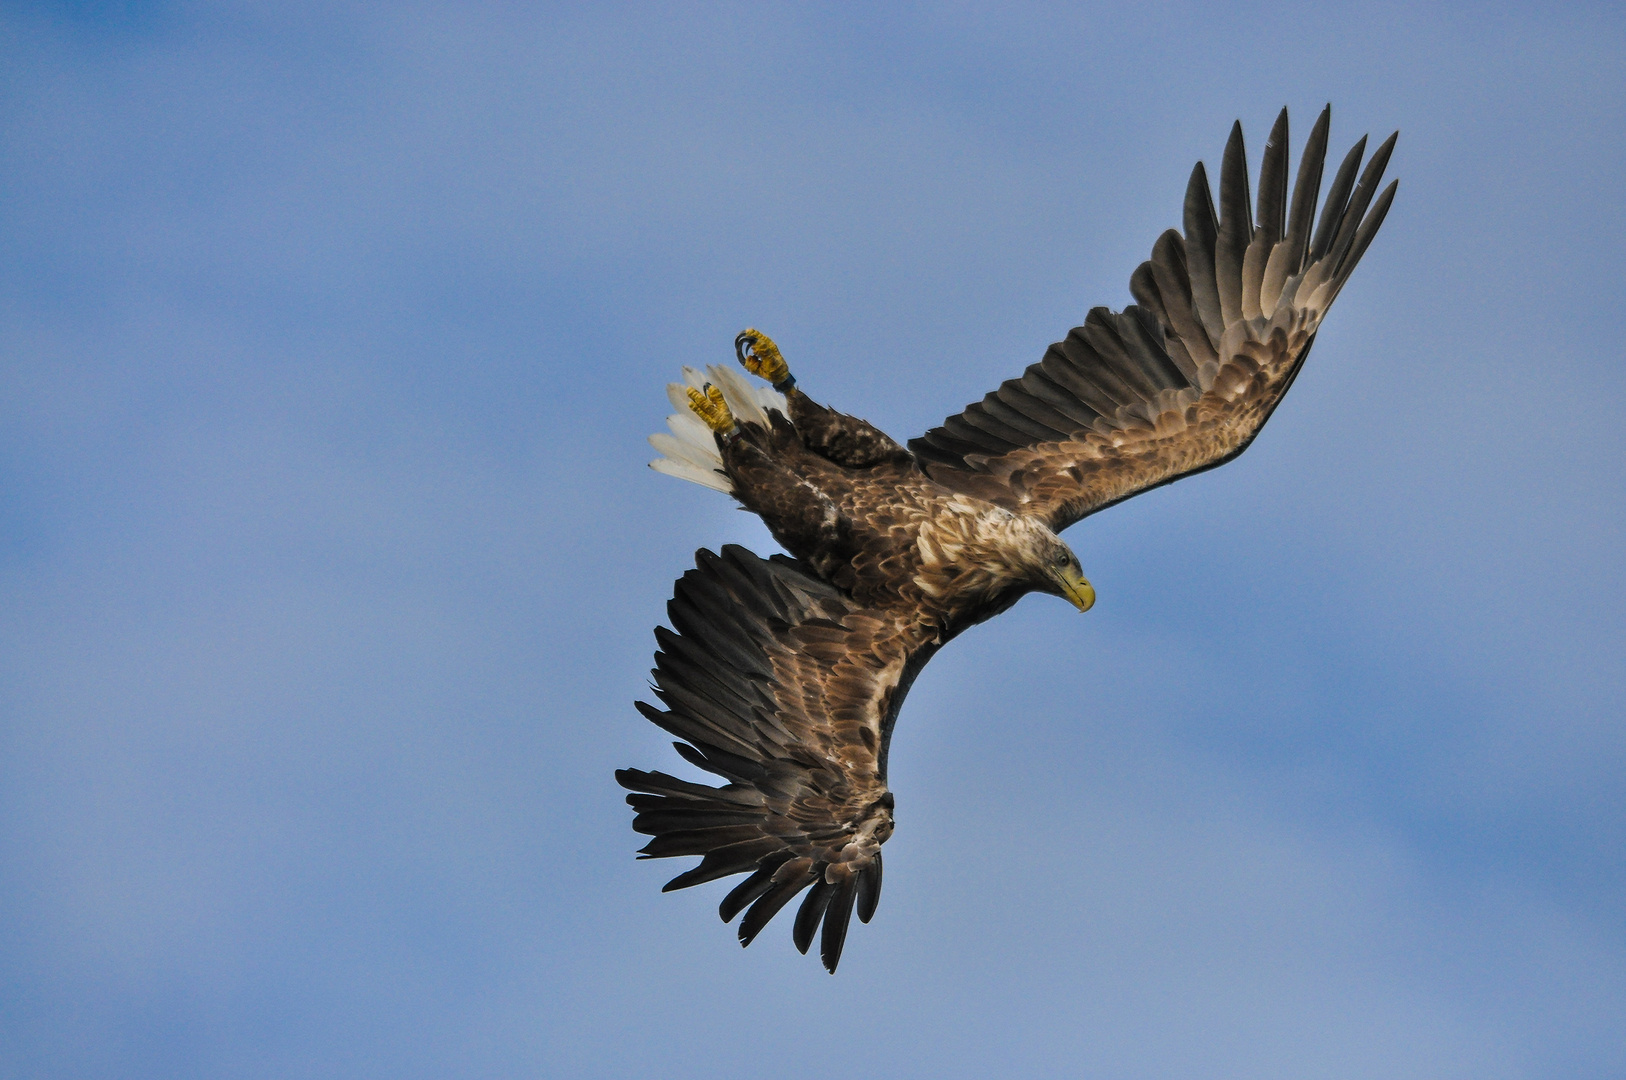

{"left": 910, "top": 107, "right": 1397, "bottom": 531}
{"left": 616, "top": 545, "right": 937, "bottom": 973}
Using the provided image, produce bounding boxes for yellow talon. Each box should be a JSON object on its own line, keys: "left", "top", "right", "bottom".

{"left": 686, "top": 384, "right": 737, "bottom": 435}
{"left": 735, "top": 328, "right": 791, "bottom": 386}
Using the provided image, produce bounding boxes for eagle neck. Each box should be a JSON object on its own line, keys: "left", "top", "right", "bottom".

{"left": 912, "top": 499, "right": 1052, "bottom": 621}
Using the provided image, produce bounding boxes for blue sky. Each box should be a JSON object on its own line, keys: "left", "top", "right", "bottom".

{"left": 1, "top": 3, "right": 1622, "bottom": 1077}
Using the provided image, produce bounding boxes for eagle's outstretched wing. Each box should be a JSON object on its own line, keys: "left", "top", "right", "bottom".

{"left": 910, "top": 107, "right": 1396, "bottom": 531}
{"left": 616, "top": 545, "right": 938, "bottom": 972}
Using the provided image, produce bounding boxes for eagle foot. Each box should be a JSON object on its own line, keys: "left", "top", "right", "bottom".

{"left": 686, "top": 383, "right": 738, "bottom": 437}
{"left": 735, "top": 328, "right": 794, "bottom": 389}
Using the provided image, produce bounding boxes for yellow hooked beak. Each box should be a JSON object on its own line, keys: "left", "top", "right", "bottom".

{"left": 1057, "top": 565, "right": 1096, "bottom": 612}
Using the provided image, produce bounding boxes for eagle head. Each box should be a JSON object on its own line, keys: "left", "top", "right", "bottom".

{"left": 916, "top": 503, "right": 1095, "bottom": 613}
{"left": 962, "top": 513, "right": 1092, "bottom": 611}
{"left": 997, "top": 514, "right": 1096, "bottom": 612}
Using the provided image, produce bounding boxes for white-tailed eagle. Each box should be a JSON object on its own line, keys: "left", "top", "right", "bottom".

{"left": 617, "top": 107, "right": 1396, "bottom": 972}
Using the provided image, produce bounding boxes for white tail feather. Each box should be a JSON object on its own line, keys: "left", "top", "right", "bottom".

{"left": 648, "top": 366, "right": 787, "bottom": 494}
{"left": 649, "top": 431, "right": 721, "bottom": 473}
{"left": 650, "top": 456, "right": 734, "bottom": 493}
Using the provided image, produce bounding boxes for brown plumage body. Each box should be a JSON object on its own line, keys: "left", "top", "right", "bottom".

{"left": 618, "top": 107, "right": 1398, "bottom": 973}
{"left": 723, "top": 387, "right": 1039, "bottom": 633}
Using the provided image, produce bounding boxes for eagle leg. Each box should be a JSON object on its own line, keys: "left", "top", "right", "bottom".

{"left": 685, "top": 383, "right": 739, "bottom": 439}
{"left": 735, "top": 328, "right": 796, "bottom": 391}
{"left": 719, "top": 436, "right": 857, "bottom": 584}
{"left": 735, "top": 328, "right": 910, "bottom": 470}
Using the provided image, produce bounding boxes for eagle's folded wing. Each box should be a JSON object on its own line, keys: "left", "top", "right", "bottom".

{"left": 910, "top": 107, "right": 1396, "bottom": 532}
{"left": 617, "top": 545, "right": 939, "bottom": 972}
